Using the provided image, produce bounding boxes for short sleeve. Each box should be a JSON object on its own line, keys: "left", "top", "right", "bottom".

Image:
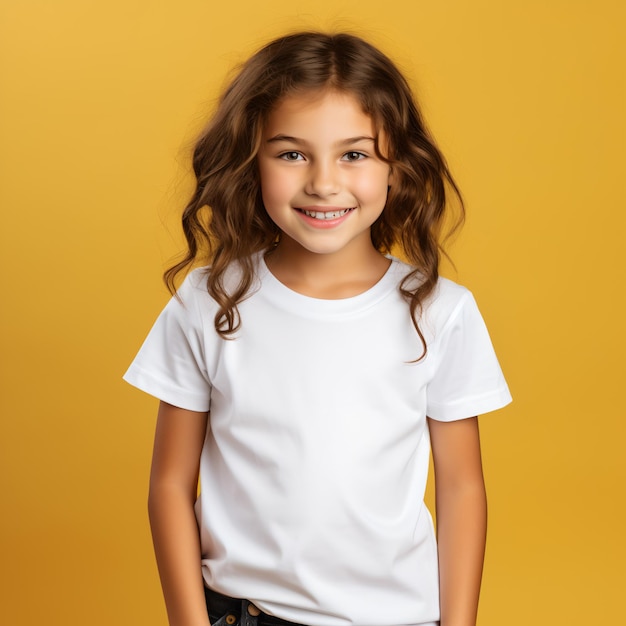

{"left": 426, "top": 292, "right": 512, "bottom": 421}
{"left": 123, "top": 274, "right": 212, "bottom": 412}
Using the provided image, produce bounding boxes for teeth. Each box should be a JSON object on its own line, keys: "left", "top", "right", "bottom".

{"left": 302, "top": 208, "right": 351, "bottom": 220}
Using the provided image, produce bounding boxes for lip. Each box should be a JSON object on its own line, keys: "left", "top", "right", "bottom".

{"left": 298, "top": 205, "right": 352, "bottom": 212}
{"left": 294, "top": 206, "right": 355, "bottom": 229}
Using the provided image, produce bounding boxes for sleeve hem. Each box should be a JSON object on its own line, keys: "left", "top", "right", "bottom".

{"left": 123, "top": 367, "right": 211, "bottom": 413}
{"left": 427, "top": 387, "right": 512, "bottom": 422}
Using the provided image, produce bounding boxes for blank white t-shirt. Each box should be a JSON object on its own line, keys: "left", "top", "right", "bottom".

{"left": 124, "top": 255, "right": 511, "bottom": 626}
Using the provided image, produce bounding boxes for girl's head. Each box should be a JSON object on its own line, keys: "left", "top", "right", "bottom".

{"left": 167, "top": 32, "right": 463, "bottom": 348}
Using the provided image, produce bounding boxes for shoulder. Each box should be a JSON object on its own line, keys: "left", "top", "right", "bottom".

{"left": 172, "top": 266, "right": 212, "bottom": 313}
{"left": 387, "top": 257, "right": 476, "bottom": 336}
{"left": 163, "top": 266, "right": 217, "bottom": 328}
{"left": 387, "top": 257, "right": 472, "bottom": 313}
{"left": 423, "top": 279, "right": 477, "bottom": 346}
{"left": 428, "top": 276, "right": 473, "bottom": 315}
{"left": 180, "top": 266, "right": 210, "bottom": 293}
{"left": 176, "top": 256, "right": 262, "bottom": 302}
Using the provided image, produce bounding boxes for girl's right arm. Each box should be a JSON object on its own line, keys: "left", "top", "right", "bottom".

{"left": 148, "top": 401, "right": 211, "bottom": 626}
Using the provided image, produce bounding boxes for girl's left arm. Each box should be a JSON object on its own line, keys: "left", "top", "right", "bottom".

{"left": 427, "top": 416, "right": 487, "bottom": 626}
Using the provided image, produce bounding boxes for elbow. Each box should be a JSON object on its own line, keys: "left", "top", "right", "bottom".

{"left": 147, "top": 477, "right": 197, "bottom": 520}
{"left": 436, "top": 479, "right": 488, "bottom": 526}
{"left": 147, "top": 484, "right": 159, "bottom": 520}
{"left": 147, "top": 482, "right": 162, "bottom": 525}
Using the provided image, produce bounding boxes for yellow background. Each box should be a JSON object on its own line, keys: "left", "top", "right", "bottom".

{"left": 1, "top": 1, "right": 624, "bottom": 624}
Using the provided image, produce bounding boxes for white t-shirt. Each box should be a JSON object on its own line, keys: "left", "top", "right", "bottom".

{"left": 124, "top": 255, "right": 511, "bottom": 626}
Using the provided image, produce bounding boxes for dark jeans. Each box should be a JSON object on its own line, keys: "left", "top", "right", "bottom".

{"left": 204, "top": 587, "right": 309, "bottom": 626}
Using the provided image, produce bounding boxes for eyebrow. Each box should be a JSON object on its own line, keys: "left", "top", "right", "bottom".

{"left": 266, "top": 134, "right": 376, "bottom": 146}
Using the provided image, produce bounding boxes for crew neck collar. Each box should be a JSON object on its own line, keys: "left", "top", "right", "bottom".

{"left": 256, "top": 254, "right": 405, "bottom": 318}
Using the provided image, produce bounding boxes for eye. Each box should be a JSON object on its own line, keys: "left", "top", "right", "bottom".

{"left": 342, "top": 151, "right": 366, "bottom": 162}
{"left": 279, "top": 151, "right": 304, "bottom": 161}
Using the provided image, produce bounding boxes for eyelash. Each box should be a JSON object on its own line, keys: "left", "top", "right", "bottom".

{"left": 279, "top": 151, "right": 304, "bottom": 161}
{"left": 343, "top": 151, "right": 366, "bottom": 161}
{"left": 277, "top": 151, "right": 367, "bottom": 162}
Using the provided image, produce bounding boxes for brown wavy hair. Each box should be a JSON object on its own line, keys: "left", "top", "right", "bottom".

{"left": 165, "top": 31, "right": 464, "bottom": 359}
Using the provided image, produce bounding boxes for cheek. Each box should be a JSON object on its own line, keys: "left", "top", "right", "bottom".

{"left": 357, "top": 170, "right": 391, "bottom": 203}
{"left": 259, "top": 163, "right": 294, "bottom": 206}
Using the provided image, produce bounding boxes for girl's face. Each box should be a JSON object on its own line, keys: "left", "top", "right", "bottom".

{"left": 258, "top": 90, "right": 392, "bottom": 262}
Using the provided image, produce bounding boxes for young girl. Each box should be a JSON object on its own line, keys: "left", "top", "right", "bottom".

{"left": 124, "top": 32, "right": 511, "bottom": 626}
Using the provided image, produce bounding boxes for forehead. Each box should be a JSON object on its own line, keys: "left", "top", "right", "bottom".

{"left": 263, "top": 90, "right": 376, "bottom": 138}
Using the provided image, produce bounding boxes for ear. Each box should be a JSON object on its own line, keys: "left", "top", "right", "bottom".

{"left": 387, "top": 165, "right": 397, "bottom": 188}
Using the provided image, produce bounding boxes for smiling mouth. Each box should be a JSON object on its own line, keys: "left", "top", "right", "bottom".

{"left": 297, "top": 207, "right": 355, "bottom": 220}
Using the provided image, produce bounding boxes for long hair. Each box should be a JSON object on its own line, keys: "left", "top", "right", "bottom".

{"left": 165, "top": 31, "right": 464, "bottom": 359}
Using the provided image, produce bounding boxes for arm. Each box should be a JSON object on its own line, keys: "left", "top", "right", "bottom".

{"left": 427, "top": 416, "right": 487, "bottom": 626}
{"left": 148, "top": 401, "right": 211, "bottom": 626}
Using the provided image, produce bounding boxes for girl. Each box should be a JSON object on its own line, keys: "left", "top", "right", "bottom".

{"left": 125, "top": 32, "right": 511, "bottom": 626}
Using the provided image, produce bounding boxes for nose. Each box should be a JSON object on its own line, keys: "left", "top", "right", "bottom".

{"left": 304, "top": 160, "right": 340, "bottom": 198}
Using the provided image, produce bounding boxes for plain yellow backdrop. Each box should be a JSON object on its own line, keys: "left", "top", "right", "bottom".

{"left": 1, "top": 1, "right": 624, "bottom": 624}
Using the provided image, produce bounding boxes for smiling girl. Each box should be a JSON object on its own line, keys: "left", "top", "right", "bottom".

{"left": 124, "top": 32, "right": 511, "bottom": 626}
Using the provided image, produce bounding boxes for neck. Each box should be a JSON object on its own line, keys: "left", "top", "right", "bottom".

{"left": 264, "top": 238, "right": 391, "bottom": 299}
